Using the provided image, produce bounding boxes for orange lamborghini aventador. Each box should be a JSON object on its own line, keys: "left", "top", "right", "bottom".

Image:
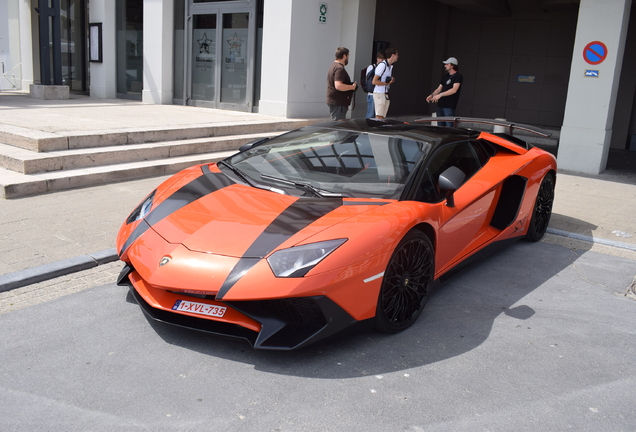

{"left": 116, "top": 117, "right": 556, "bottom": 350}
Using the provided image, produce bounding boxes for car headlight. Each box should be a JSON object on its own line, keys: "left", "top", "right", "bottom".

{"left": 126, "top": 190, "right": 156, "bottom": 224}
{"left": 267, "top": 239, "right": 347, "bottom": 278}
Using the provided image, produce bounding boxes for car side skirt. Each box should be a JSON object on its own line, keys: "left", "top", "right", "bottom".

{"left": 438, "top": 235, "right": 522, "bottom": 282}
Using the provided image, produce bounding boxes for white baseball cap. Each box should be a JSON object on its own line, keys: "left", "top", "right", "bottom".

{"left": 443, "top": 57, "right": 458, "bottom": 65}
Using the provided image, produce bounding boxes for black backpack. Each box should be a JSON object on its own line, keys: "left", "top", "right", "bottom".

{"left": 360, "top": 64, "right": 376, "bottom": 93}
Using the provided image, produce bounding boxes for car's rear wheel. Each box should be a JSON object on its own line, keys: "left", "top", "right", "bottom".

{"left": 375, "top": 230, "right": 434, "bottom": 333}
{"left": 525, "top": 172, "right": 555, "bottom": 242}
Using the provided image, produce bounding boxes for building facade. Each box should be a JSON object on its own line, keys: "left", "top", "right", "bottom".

{"left": 1, "top": 0, "right": 634, "bottom": 174}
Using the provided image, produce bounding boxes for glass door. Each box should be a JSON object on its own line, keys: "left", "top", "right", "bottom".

{"left": 61, "top": 0, "right": 88, "bottom": 93}
{"left": 186, "top": 3, "right": 255, "bottom": 111}
{"left": 219, "top": 12, "right": 250, "bottom": 110}
{"left": 190, "top": 13, "right": 217, "bottom": 107}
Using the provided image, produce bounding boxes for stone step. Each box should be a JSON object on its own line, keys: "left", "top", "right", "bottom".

{"left": 0, "top": 119, "right": 314, "bottom": 152}
{"left": 0, "top": 131, "right": 279, "bottom": 174}
{"left": 0, "top": 149, "right": 239, "bottom": 199}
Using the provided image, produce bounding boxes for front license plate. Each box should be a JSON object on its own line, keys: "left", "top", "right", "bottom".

{"left": 172, "top": 300, "right": 227, "bottom": 318}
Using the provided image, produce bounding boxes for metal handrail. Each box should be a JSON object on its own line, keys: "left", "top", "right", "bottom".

{"left": 413, "top": 116, "right": 552, "bottom": 138}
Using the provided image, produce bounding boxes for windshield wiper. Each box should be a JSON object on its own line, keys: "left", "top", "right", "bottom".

{"left": 260, "top": 174, "right": 343, "bottom": 198}
{"left": 218, "top": 162, "right": 286, "bottom": 195}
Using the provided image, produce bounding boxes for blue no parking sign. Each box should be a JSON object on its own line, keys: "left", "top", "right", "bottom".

{"left": 583, "top": 41, "right": 607, "bottom": 65}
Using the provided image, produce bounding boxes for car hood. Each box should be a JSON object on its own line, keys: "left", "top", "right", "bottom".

{"left": 149, "top": 183, "right": 382, "bottom": 258}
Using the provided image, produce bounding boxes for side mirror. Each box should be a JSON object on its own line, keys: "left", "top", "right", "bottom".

{"left": 239, "top": 137, "right": 271, "bottom": 153}
{"left": 438, "top": 166, "right": 466, "bottom": 207}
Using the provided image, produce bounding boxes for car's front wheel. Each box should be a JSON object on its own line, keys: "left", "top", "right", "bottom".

{"left": 375, "top": 230, "right": 434, "bottom": 333}
{"left": 525, "top": 172, "right": 555, "bottom": 242}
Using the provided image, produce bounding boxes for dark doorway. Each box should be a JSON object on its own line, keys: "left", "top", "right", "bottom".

{"left": 37, "top": 0, "right": 88, "bottom": 93}
{"left": 61, "top": 0, "right": 88, "bottom": 93}
{"left": 116, "top": 0, "right": 143, "bottom": 100}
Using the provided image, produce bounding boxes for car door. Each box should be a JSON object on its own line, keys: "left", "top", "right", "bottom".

{"left": 413, "top": 140, "right": 502, "bottom": 275}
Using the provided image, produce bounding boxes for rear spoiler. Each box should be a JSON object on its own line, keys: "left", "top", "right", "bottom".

{"left": 412, "top": 117, "right": 552, "bottom": 138}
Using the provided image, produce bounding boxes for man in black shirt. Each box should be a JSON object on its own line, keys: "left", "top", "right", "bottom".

{"left": 326, "top": 47, "right": 357, "bottom": 120}
{"left": 426, "top": 57, "right": 463, "bottom": 127}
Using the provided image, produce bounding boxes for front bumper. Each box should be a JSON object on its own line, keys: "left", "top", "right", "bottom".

{"left": 117, "top": 265, "right": 359, "bottom": 350}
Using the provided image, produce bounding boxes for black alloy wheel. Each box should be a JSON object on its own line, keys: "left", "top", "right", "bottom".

{"left": 375, "top": 230, "right": 434, "bottom": 333}
{"left": 525, "top": 172, "right": 555, "bottom": 242}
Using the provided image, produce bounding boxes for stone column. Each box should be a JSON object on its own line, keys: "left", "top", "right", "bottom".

{"left": 142, "top": 0, "right": 174, "bottom": 104}
{"left": 258, "top": 0, "right": 294, "bottom": 117}
{"left": 18, "top": 0, "right": 34, "bottom": 89}
{"left": 259, "top": 0, "right": 375, "bottom": 119}
{"left": 89, "top": 0, "right": 117, "bottom": 98}
{"left": 558, "top": 0, "right": 632, "bottom": 174}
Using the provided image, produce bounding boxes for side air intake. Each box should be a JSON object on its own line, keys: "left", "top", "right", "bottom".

{"left": 491, "top": 176, "right": 527, "bottom": 230}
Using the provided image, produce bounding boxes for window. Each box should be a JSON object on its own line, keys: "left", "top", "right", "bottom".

{"left": 415, "top": 140, "right": 490, "bottom": 203}
{"left": 226, "top": 128, "right": 431, "bottom": 199}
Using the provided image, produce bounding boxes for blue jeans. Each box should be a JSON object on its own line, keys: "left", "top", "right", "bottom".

{"left": 436, "top": 107, "right": 456, "bottom": 127}
{"left": 366, "top": 93, "right": 375, "bottom": 118}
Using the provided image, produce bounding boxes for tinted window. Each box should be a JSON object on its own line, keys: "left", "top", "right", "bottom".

{"left": 473, "top": 140, "right": 495, "bottom": 164}
{"left": 226, "top": 128, "right": 431, "bottom": 199}
{"left": 414, "top": 141, "right": 485, "bottom": 203}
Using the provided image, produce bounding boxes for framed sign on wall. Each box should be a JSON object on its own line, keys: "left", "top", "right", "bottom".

{"left": 89, "top": 23, "right": 103, "bottom": 63}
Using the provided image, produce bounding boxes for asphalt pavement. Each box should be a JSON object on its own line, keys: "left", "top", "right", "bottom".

{"left": 1, "top": 240, "right": 635, "bottom": 431}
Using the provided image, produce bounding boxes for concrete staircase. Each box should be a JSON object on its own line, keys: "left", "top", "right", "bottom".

{"left": 0, "top": 120, "right": 316, "bottom": 199}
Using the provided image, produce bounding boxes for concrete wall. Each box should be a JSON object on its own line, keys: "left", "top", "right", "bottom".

{"left": 438, "top": 8, "right": 578, "bottom": 127}
{"left": 258, "top": 0, "right": 294, "bottom": 117}
{"left": 0, "top": 0, "right": 13, "bottom": 90}
{"left": 260, "top": 0, "right": 345, "bottom": 118}
{"left": 259, "top": 0, "right": 376, "bottom": 119}
{"left": 142, "top": 0, "right": 174, "bottom": 104}
{"left": 346, "top": 0, "right": 377, "bottom": 119}
{"left": 25, "top": 0, "right": 38, "bottom": 87}
{"left": 89, "top": 0, "right": 117, "bottom": 98}
{"left": 611, "top": 3, "right": 636, "bottom": 150}
{"left": 369, "top": 1, "right": 578, "bottom": 124}
{"left": 285, "top": 0, "right": 337, "bottom": 117}
{"left": 0, "top": 0, "right": 26, "bottom": 91}
{"left": 372, "top": 0, "right": 439, "bottom": 117}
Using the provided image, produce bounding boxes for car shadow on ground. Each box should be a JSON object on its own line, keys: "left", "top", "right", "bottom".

{"left": 548, "top": 213, "right": 598, "bottom": 235}
{"left": 135, "top": 227, "right": 593, "bottom": 379}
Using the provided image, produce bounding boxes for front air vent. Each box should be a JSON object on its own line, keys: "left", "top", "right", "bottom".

{"left": 248, "top": 297, "right": 327, "bottom": 328}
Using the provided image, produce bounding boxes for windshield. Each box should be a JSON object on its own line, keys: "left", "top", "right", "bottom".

{"left": 224, "top": 128, "right": 432, "bottom": 199}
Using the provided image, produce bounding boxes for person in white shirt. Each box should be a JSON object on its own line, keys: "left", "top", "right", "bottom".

{"left": 371, "top": 47, "right": 399, "bottom": 119}
{"left": 365, "top": 51, "right": 386, "bottom": 118}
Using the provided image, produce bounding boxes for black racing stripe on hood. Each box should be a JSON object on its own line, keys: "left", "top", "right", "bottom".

{"left": 119, "top": 169, "right": 234, "bottom": 256}
{"left": 215, "top": 197, "right": 343, "bottom": 300}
